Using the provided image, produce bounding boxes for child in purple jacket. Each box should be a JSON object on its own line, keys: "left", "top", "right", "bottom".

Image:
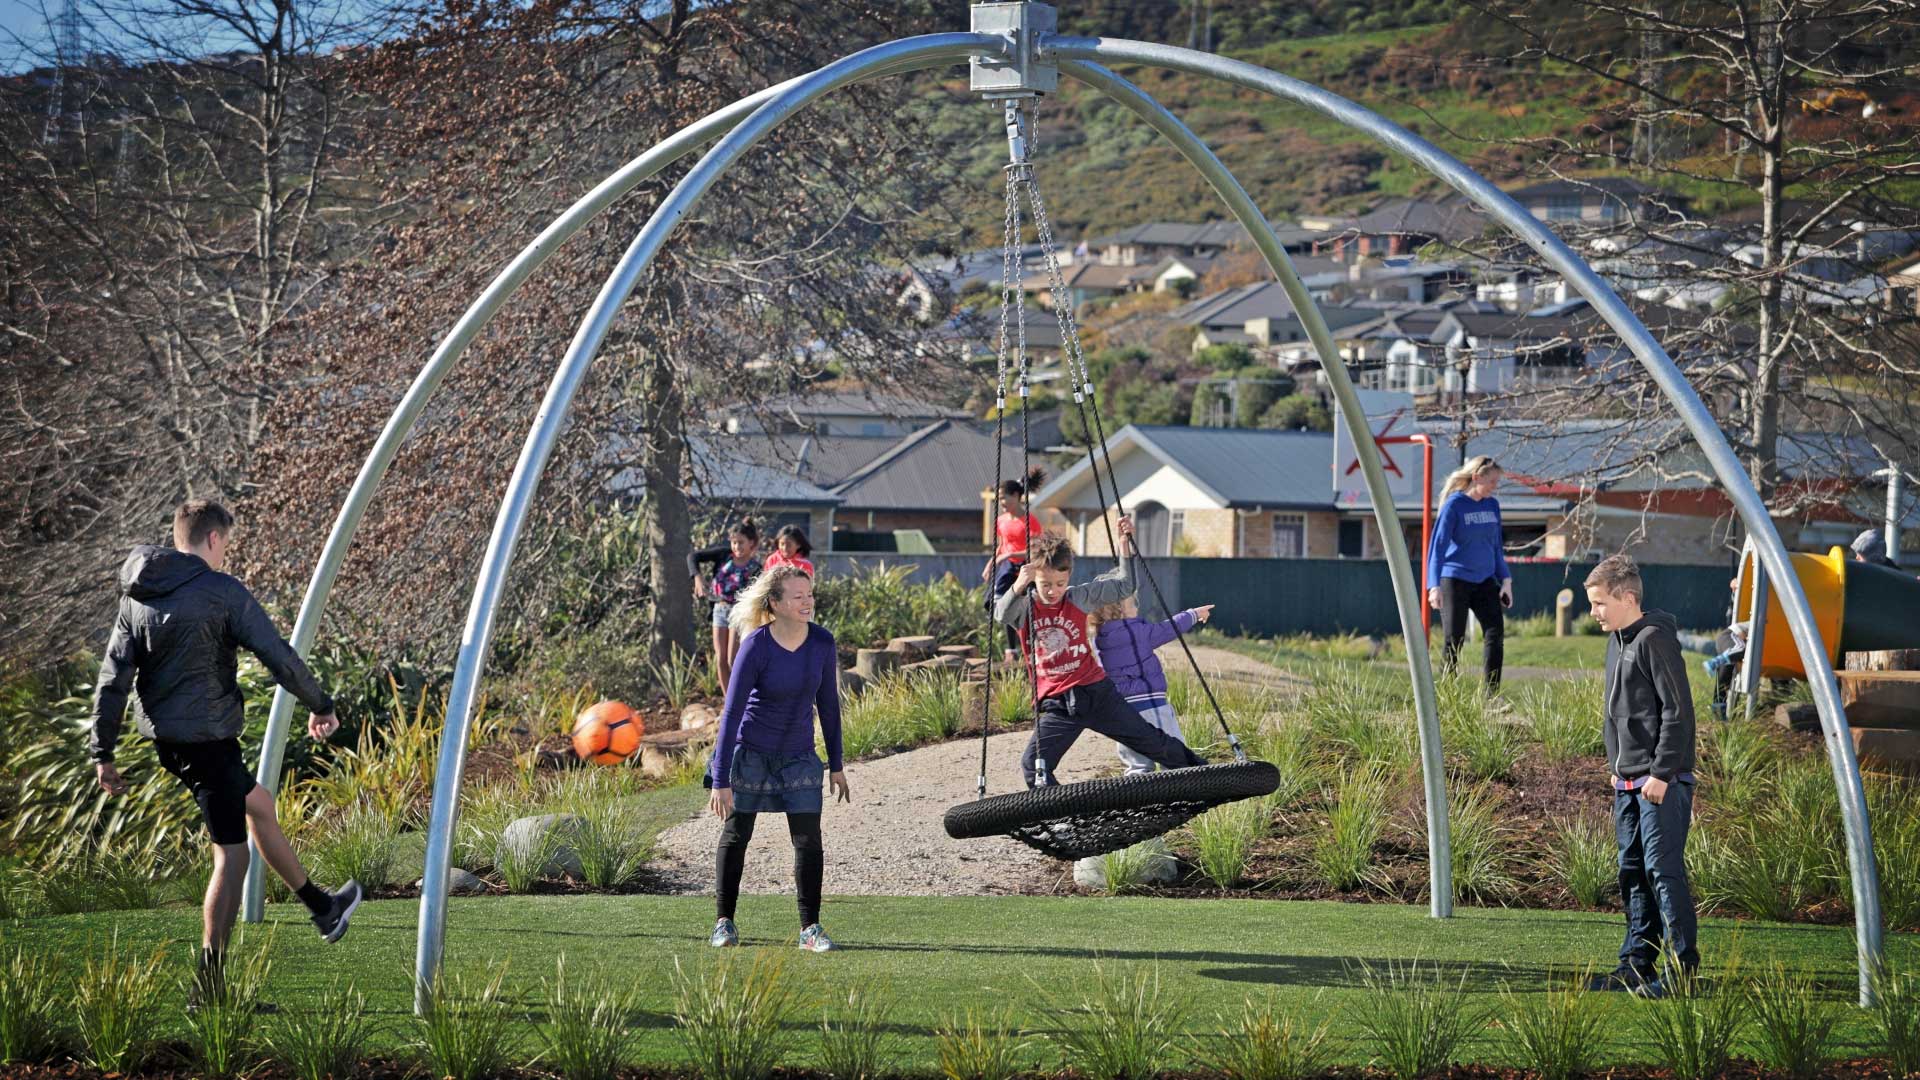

{"left": 1087, "top": 596, "right": 1215, "bottom": 775}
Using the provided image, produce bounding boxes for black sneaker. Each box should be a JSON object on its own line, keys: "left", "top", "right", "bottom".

{"left": 312, "top": 879, "right": 363, "bottom": 943}
{"left": 1585, "top": 965, "right": 1655, "bottom": 993}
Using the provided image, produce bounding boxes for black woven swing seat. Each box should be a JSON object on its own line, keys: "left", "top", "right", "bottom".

{"left": 943, "top": 761, "right": 1280, "bottom": 861}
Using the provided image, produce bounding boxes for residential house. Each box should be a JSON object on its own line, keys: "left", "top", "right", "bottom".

{"left": 1176, "top": 280, "right": 1383, "bottom": 356}
{"left": 1313, "top": 196, "right": 1488, "bottom": 259}
{"left": 723, "top": 388, "right": 971, "bottom": 438}
{"left": 604, "top": 437, "right": 844, "bottom": 542}
{"left": 1084, "top": 221, "right": 1255, "bottom": 266}
{"left": 1507, "top": 177, "right": 1682, "bottom": 226}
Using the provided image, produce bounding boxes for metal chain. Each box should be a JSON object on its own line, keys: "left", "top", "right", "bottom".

{"left": 978, "top": 107, "right": 1024, "bottom": 800}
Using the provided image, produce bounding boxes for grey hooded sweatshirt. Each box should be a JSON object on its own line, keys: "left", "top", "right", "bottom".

{"left": 89, "top": 545, "right": 333, "bottom": 763}
{"left": 1601, "top": 609, "right": 1695, "bottom": 782}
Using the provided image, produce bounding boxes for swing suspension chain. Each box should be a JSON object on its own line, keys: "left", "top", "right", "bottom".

{"left": 1015, "top": 105, "right": 1244, "bottom": 761}
{"left": 977, "top": 115, "right": 1024, "bottom": 801}
{"left": 1006, "top": 100, "right": 1049, "bottom": 786}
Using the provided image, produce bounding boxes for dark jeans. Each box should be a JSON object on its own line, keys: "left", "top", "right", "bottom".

{"left": 716, "top": 811, "right": 823, "bottom": 928}
{"left": 1440, "top": 575, "right": 1505, "bottom": 690}
{"left": 1616, "top": 782, "right": 1700, "bottom": 974}
{"left": 1022, "top": 677, "right": 1206, "bottom": 787}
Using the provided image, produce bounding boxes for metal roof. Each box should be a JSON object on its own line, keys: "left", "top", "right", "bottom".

{"left": 683, "top": 439, "right": 845, "bottom": 507}
{"left": 831, "top": 414, "right": 1065, "bottom": 512}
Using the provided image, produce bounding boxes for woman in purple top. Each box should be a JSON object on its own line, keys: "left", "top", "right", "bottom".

{"left": 1425, "top": 455, "right": 1514, "bottom": 690}
{"left": 1087, "top": 595, "right": 1216, "bottom": 776}
{"left": 705, "top": 564, "right": 848, "bottom": 952}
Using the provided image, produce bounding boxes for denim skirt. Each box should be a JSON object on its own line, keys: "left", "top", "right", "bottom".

{"left": 730, "top": 747, "right": 825, "bottom": 814}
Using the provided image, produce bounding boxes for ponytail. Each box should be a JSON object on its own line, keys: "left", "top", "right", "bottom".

{"left": 1441, "top": 455, "right": 1501, "bottom": 497}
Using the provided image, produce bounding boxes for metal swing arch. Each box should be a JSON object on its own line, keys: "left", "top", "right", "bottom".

{"left": 232, "top": 4, "right": 1883, "bottom": 1011}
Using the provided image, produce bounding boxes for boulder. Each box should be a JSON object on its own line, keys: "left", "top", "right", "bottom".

{"left": 1071, "top": 838, "right": 1179, "bottom": 890}
{"left": 680, "top": 702, "right": 719, "bottom": 731}
{"left": 501, "top": 814, "right": 585, "bottom": 880}
{"left": 415, "top": 867, "right": 487, "bottom": 895}
{"left": 839, "top": 668, "right": 867, "bottom": 697}
{"left": 887, "top": 635, "right": 938, "bottom": 660}
{"left": 855, "top": 648, "right": 900, "bottom": 681}
{"left": 1774, "top": 702, "right": 1821, "bottom": 733}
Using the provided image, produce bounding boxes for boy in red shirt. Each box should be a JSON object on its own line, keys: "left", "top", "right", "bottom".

{"left": 994, "top": 517, "right": 1207, "bottom": 787}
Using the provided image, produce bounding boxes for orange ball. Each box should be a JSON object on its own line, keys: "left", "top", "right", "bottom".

{"left": 571, "top": 701, "right": 644, "bottom": 766}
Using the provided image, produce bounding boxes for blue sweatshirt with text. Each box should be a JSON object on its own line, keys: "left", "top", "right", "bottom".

{"left": 1425, "top": 492, "right": 1510, "bottom": 586}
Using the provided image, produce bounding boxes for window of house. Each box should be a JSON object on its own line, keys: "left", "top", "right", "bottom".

{"left": 1170, "top": 510, "right": 1187, "bottom": 552}
{"left": 860, "top": 422, "right": 885, "bottom": 436}
{"left": 1338, "top": 519, "right": 1365, "bottom": 558}
{"left": 1546, "top": 194, "right": 1583, "bottom": 220}
{"left": 1272, "top": 513, "right": 1306, "bottom": 558}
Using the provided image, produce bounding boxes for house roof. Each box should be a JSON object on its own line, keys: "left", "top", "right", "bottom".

{"left": 830, "top": 414, "right": 1065, "bottom": 512}
{"left": 682, "top": 439, "right": 846, "bottom": 507}
{"left": 752, "top": 389, "right": 971, "bottom": 423}
{"left": 1439, "top": 309, "right": 1600, "bottom": 345}
{"left": 1508, "top": 176, "right": 1665, "bottom": 200}
{"left": 1088, "top": 221, "right": 1252, "bottom": 250}
{"left": 1025, "top": 261, "right": 1159, "bottom": 293}
{"left": 1347, "top": 197, "right": 1486, "bottom": 245}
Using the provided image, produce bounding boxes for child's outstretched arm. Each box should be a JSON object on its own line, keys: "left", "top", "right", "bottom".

{"left": 1067, "top": 517, "right": 1138, "bottom": 610}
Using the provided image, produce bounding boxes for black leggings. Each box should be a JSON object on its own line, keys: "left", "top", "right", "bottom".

{"left": 1440, "top": 575, "right": 1505, "bottom": 690}
{"left": 716, "top": 812, "right": 823, "bottom": 928}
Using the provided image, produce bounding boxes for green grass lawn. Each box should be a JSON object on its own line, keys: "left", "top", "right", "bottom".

{"left": 9, "top": 894, "right": 1911, "bottom": 1070}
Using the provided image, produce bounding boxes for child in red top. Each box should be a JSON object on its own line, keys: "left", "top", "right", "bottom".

{"left": 993, "top": 518, "right": 1207, "bottom": 788}
{"left": 981, "top": 467, "right": 1046, "bottom": 599}
{"left": 764, "top": 525, "right": 815, "bottom": 578}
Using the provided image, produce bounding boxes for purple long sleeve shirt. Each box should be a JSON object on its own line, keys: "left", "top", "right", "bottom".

{"left": 709, "top": 622, "right": 843, "bottom": 789}
{"left": 1092, "top": 610, "right": 1199, "bottom": 705}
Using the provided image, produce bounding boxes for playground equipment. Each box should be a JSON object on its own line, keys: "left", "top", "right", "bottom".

{"left": 232, "top": 2, "right": 1885, "bottom": 1009}
{"left": 1735, "top": 546, "right": 1920, "bottom": 679}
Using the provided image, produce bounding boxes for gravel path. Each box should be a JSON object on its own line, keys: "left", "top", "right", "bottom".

{"left": 648, "top": 728, "right": 1113, "bottom": 897}
{"left": 648, "top": 643, "right": 1296, "bottom": 899}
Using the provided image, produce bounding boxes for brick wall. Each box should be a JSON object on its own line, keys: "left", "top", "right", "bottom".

{"left": 1179, "top": 508, "right": 1237, "bottom": 557}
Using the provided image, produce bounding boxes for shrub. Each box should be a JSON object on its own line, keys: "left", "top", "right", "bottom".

{"left": 1517, "top": 678, "right": 1605, "bottom": 763}
{"left": 1041, "top": 962, "right": 1189, "bottom": 1080}
{"left": 1099, "top": 840, "right": 1172, "bottom": 896}
{"left": 935, "top": 1007, "right": 1028, "bottom": 1080}
{"left": 1190, "top": 800, "right": 1267, "bottom": 890}
{"left": 263, "top": 978, "right": 375, "bottom": 1080}
{"left": 1449, "top": 783, "right": 1516, "bottom": 902}
{"left": 536, "top": 956, "right": 635, "bottom": 1080}
{"left": 1351, "top": 959, "right": 1484, "bottom": 1080}
{"left": 1437, "top": 675, "right": 1518, "bottom": 782}
{"left": 71, "top": 932, "right": 168, "bottom": 1073}
{"left": 815, "top": 564, "right": 986, "bottom": 664}
{"left": 1744, "top": 958, "right": 1838, "bottom": 1080}
{"left": 1868, "top": 776, "right": 1920, "bottom": 931}
{"left": 1311, "top": 767, "right": 1389, "bottom": 893}
{"left": 1302, "top": 664, "right": 1410, "bottom": 770}
{"left": 1497, "top": 973, "right": 1607, "bottom": 1080}
{"left": 308, "top": 799, "right": 402, "bottom": 892}
{"left": 0, "top": 939, "right": 65, "bottom": 1063}
{"left": 1194, "top": 992, "right": 1333, "bottom": 1080}
{"left": 818, "top": 985, "right": 898, "bottom": 1080}
{"left": 1701, "top": 719, "right": 1774, "bottom": 807}
{"left": 1870, "top": 959, "right": 1920, "bottom": 1078}
{"left": 415, "top": 965, "right": 520, "bottom": 1080}
{"left": 673, "top": 953, "right": 804, "bottom": 1080}
{"left": 1240, "top": 721, "right": 1322, "bottom": 814}
{"left": 494, "top": 815, "right": 559, "bottom": 893}
{"left": 184, "top": 935, "right": 274, "bottom": 1077}
{"left": 1645, "top": 960, "right": 1746, "bottom": 1080}
{"left": 551, "top": 771, "right": 653, "bottom": 890}
{"left": 32, "top": 845, "right": 172, "bottom": 914}
{"left": 1550, "top": 816, "right": 1616, "bottom": 909}
{"left": 1689, "top": 809, "right": 1810, "bottom": 921}
{"left": 650, "top": 644, "right": 705, "bottom": 712}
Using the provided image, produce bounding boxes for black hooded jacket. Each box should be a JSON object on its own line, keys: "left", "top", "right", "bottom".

{"left": 89, "top": 546, "right": 334, "bottom": 763}
{"left": 1601, "top": 609, "right": 1696, "bottom": 782}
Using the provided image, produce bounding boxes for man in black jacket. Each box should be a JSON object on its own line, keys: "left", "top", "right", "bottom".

{"left": 92, "top": 499, "right": 362, "bottom": 1001}
{"left": 1584, "top": 554, "right": 1698, "bottom": 998}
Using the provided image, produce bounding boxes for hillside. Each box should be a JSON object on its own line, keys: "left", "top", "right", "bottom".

{"left": 899, "top": 24, "right": 1618, "bottom": 244}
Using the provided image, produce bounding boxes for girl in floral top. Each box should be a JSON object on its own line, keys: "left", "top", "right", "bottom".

{"left": 689, "top": 518, "right": 761, "bottom": 690}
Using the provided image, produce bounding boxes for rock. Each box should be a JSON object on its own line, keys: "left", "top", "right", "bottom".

{"left": 501, "top": 814, "right": 585, "bottom": 880}
{"left": 416, "top": 867, "right": 487, "bottom": 895}
{"left": 855, "top": 648, "right": 900, "bottom": 681}
{"left": 938, "top": 644, "right": 980, "bottom": 660}
{"left": 1774, "top": 703, "right": 1821, "bottom": 732}
{"left": 1072, "top": 838, "right": 1179, "bottom": 890}
{"left": 840, "top": 668, "right": 867, "bottom": 697}
{"left": 887, "top": 635, "right": 937, "bottom": 660}
{"left": 680, "top": 702, "right": 719, "bottom": 731}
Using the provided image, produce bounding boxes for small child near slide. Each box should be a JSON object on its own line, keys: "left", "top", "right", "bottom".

{"left": 1088, "top": 596, "right": 1216, "bottom": 775}
{"left": 764, "top": 525, "right": 815, "bottom": 578}
{"left": 993, "top": 518, "right": 1207, "bottom": 788}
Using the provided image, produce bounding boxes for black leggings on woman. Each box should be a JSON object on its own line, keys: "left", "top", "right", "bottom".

{"left": 716, "top": 812, "right": 823, "bottom": 927}
{"left": 1440, "top": 575, "right": 1505, "bottom": 690}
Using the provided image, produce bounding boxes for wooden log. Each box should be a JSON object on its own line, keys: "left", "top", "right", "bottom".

{"left": 854, "top": 648, "right": 900, "bottom": 681}
{"left": 1837, "top": 671, "right": 1920, "bottom": 729}
{"left": 639, "top": 727, "right": 715, "bottom": 779}
{"left": 1852, "top": 727, "right": 1920, "bottom": 774}
{"left": 887, "top": 635, "right": 938, "bottom": 660}
{"left": 839, "top": 668, "right": 866, "bottom": 698}
{"left": 1844, "top": 649, "right": 1920, "bottom": 672}
{"left": 938, "top": 644, "right": 980, "bottom": 659}
{"left": 1774, "top": 702, "right": 1821, "bottom": 733}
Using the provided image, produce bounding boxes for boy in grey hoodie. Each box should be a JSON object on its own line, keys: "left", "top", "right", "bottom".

{"left": 1584, "top": 554, "right": 1698, "bottom": 997}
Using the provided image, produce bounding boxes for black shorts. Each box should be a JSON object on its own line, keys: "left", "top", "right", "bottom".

{"left": 155, "top": 738, "right": 258, "bottom": 845}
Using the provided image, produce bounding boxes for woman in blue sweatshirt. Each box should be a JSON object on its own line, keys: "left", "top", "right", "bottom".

{"left": 1425, "top": 455, "right": 1513, "bottom": 689}
{"left": 706, "top": 564, "right": 848, "bottom": 952}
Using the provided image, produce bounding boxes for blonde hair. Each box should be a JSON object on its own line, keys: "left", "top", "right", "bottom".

{"left": 1086, "top": 597, "right": 1131, "bottom": 633}
{"left": 729, "top": 564, "right": 811, "bottom": 637}
{"left": 1442, "top": 455, "right": 1502, "bottom": 496}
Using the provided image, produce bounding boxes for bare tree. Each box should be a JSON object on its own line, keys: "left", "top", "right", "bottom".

{"left": 0, "top": 0, "right": 394, "bottom": 664}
